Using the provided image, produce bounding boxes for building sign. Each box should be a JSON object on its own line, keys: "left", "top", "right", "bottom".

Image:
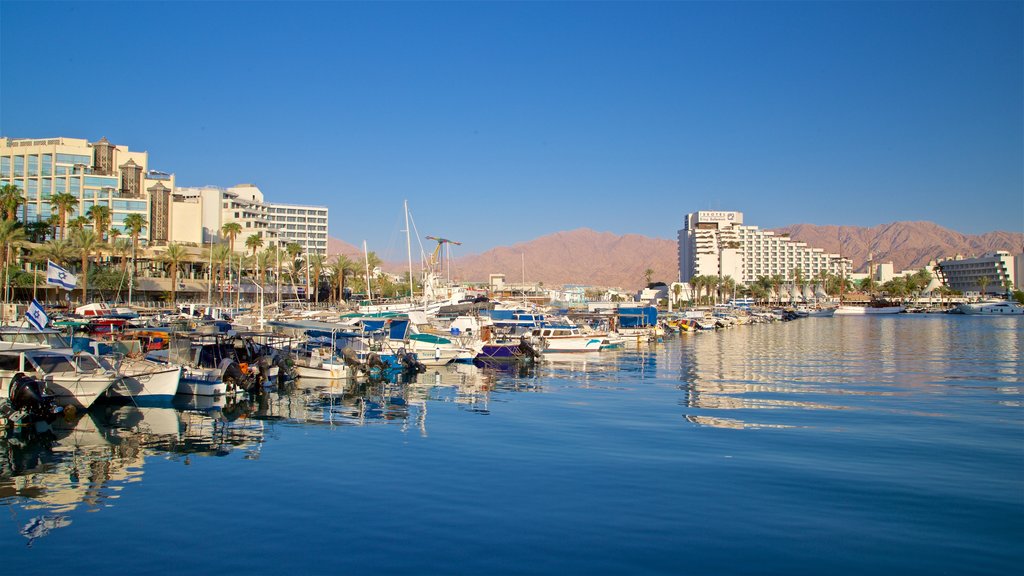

{"left": 696, "top": 211, "right": 743, "bottom": 224}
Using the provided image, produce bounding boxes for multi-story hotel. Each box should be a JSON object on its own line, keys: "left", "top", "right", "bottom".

{"left": 0, "top": 136, "right": 175, "bottom": 243}
{"left": 174, "top": 183, "right": 328, "bottom": 255}
{"left": 935, "top": 251, "right": 1017, "bottom": 296}
{"left": 678, "top": 210, "right": 851, "bottom": 285}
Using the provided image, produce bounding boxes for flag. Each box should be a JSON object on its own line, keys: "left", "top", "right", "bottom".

{"left": 46, "top": 260, "right": 77, "bottom": 290}
{"left": 25, "top": 299, "right": 49, "bottom": 331}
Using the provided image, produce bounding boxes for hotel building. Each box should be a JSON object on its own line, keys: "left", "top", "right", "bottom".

{"left": 678, "top": 210, "right": 851, "bottom": 285}
{"left": 173, "top": 184, "right": 328, "bottom": 255}
{"left": 935, "top": 251, "right": 1017, "bottom": 296}
{"left": 0, "top": 136, "right": 175, "bottom": 243}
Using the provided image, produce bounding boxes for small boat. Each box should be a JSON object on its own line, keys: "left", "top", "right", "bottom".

{"left": 527, "top": 325, "right": 607, "bottom": 353}
{"left": 0, "top": 346, "right": 118, "bottom": 409}
{"left": 957, "top": 301, "right": 1024, "bottom": 315}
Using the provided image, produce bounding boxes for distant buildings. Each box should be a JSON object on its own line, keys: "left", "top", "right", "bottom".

{"left": 935, "top": 251, "right": 1017, "bottom": 295}
{"left": 1, "top": 136, "right": 328, "bottom": 255}
{"left": 677, "top": 210, "right": 851, "bottom": 285}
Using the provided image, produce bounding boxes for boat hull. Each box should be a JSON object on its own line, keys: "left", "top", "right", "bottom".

{"left": 109, "top": 363, "right": 182, "bottom": 403}
{"left": 834, "top": 305, "right": 905, "bottom": 315}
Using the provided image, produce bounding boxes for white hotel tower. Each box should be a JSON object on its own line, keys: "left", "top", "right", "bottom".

{"left": 678, "top": 210, "right": 851, "bottom": 285}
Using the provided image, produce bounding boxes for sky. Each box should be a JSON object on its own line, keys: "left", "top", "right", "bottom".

{"left": 1, "top": 1, "right": 1021, "bottom": 261}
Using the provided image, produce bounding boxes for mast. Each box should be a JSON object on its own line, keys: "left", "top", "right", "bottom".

{"left": 404, "top": 200, "right": 414, "bottom": 300}
{"left": 363, "top": 240, "right": 373, "bottom": 301}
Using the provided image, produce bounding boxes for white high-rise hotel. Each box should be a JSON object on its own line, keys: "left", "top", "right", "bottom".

{"left": 678, "top": 211, "right": 851, "bottom": 284}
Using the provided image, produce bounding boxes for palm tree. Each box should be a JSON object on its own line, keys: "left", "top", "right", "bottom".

{"left": 161, "top": 243, "right": 189, "bottom": 305}
{"left": 307, "top": 252, "right": 325, "bottom": 304}
{"left": 34, "top": 239, "right": 75, "bottom": 267}
{"left": 86, "top": 204, "right": 112, "bottom": 240}
{"left": 858, "top": 277, "right": 877, "bottom": 296}
{"left": 49, "top": 192, "right": 79, "bottom": 240}
{"left": 68, "top": 215, "right": 90, "bottom": 232}
{"left": 672, "top": 283, "right": 683, "bottom": 308}
{"left": 221, "top": 222, "right": 242, "bottom": 254}
{"left": 110, "top": 238, "right": 132, "bottom": 275}
{"left": 329, "top": 254, "right": 356, "bottom": 304}
{"left": 122, "top": 213, "right": 148, "bottom": 279}
{"left": 769, "top": 274, "right": 785, "bottom": 306}
{"left": 211, "top": 244, "right": 231, "bottom": 305}
{"left": 0, "top": 183, "right": 25, "bottom": 222}
{"left": 720, "top": 275, "right": 736, "bottom": 304}
{"left": 70, "top": 228, "right": 101, "bottom": 304}
{"left": 689, "top": 275, "right": 705, "bottom": 305}
{"left": 245, "top": 233, "right": 263, "bottom": 257}
{"left": 0, "top": 220, "right": 26, "bottom": 278}
{"left": 643, "top": 268, "right": 654, "bottom": 286}
{"left": 976, "top": 276, "right": 991, "bottom": 298}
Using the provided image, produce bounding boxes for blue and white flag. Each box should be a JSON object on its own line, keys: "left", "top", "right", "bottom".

{"left": 46, "top": 260, "right": 77, "bottom": 290}
{"left": 25, "top": 299, "right": 49, "bottom": 331}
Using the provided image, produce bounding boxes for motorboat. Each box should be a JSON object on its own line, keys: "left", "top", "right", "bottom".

{"left": 834, "top": 304, "right": 905, "bottom": 315}
{"left": 0, "top": 346, "right": 118, "bottom": 409}
{"left": 527, "top": 325, "right": 607, "bottom": 353}
{"left": 957, "top": 301, "right": 1024, "bottom": 315}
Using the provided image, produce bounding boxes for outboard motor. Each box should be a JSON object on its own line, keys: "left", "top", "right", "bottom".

{"left": 395, "top": 348, "right": 426, "bottom": 374}
{"left": 6, "top": 373, "right": 60, "bottom": 421}
{"left": 518, "top": 336, "right": 542, "bottom": 360}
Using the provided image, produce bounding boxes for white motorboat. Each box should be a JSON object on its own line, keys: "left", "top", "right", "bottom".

{"left": 957, "top": 301, "right": 1024, "bottom": 315}
{"left": 528, "top": 326, "right": 607, "bottom": 353}
{"left": 0, "top": 346, "right": 118, "bottom": 409}
{"left": 834, "top": 305, "right": 905, "bottom": 315}
{"left": 107, "top": 359, "right": 183, "bottom": 403}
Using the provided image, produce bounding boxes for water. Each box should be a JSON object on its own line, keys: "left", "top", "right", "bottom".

{"left": 2, "top": 315, "right": 1021, "bottom": 574}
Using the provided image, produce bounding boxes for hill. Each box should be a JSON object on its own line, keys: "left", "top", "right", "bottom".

{"left": 774, "top": 221, "right": 1024, "bottom": 272}
{"left": 325, "top": 221, "right": 1023, "bottom": 289}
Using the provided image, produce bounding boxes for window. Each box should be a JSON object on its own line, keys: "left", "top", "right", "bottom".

{"left": 55, "top": 153, "right": 90, "bottom": 165}
{"left": 13, "top": 156, "right": 24, "bottom": 177}
{"left": 0, "top": 156, "right": 9, "bottom": 177}
{"left": 27, "top": 155, "right": 39, "bottom": 177}
{"left": 41, "top": 154, "right": 52, "bottom": 176}
{"left": 0, "top": 354, "right": 20, "bottom": 371}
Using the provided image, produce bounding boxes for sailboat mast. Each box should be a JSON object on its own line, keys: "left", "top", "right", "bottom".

{"left": 363, "top": 240, "right": 373, "bottom": 301}
{"left": 405, "top": 200, "right": 414, "bottom": 300}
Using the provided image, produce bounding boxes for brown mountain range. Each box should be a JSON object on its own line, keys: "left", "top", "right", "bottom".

{"left": 328, "top": 221, "right": 1023, "bottom": 289}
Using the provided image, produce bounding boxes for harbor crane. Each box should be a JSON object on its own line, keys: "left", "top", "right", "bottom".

{"left": 426, "top": 236, "right": 462, "bottom": 283}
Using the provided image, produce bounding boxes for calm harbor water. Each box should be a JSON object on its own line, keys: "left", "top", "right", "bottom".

{"left": 2, "top": 315, "right": 1022, "bottom": 574}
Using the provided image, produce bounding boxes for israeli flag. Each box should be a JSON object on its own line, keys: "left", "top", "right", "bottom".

{"left": 26, "top": 300, "right": 49, "bottom": 331}
{"left": 46, "top": 260, "right": 77, "bottom": 290}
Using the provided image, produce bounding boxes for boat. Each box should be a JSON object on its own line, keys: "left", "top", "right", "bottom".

{"left": 834, "top": 303, "right": 905, "bottom": 315}
{"left": 0, "top": 346, "right": 118, "bottom": 409}
{"left": 528, "top": 325, "right": 606, "bottom": 353}
{"left": 957, "top": 301, "right": 1024, "bottom": 315}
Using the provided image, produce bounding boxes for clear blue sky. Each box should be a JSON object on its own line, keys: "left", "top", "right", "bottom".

{"left": 2, "top": 1, "right": 1021, "bottom": 261}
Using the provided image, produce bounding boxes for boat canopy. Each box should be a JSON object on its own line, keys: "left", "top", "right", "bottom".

{"left": 618, "top": 306, "right": 658, "bottom": 328}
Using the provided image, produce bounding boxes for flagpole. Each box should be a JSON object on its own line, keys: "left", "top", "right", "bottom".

{"left": 32, "top": 266, "right": 38, "bottom": 302}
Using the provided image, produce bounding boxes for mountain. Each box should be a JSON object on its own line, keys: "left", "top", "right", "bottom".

{"left": 450, "top": 228, "right": 678, "bottom": 289}
{"left": 773, "top": 221, "right": 1024, "bottom": 272}
{"left": 325, "top": 221, "right": 1022, "bottom": 289}
{"left": 327, "top": 237, "right": 362, "bottom": 257}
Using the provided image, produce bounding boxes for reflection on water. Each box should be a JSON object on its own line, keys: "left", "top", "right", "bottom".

{"left": 1, "top": 315, "right": 1020, "bottom": 562}
{"left": 676, "top": 316, "right": 1022, "bottom": 429}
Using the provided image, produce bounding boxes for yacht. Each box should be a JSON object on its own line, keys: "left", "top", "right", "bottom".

{"left": 957, "top": 301, "right": 1024, "bottom": 315}
{"left": 528, "top": 325, "right": 608, "bottom": 353}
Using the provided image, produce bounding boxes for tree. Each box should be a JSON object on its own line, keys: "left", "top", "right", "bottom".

{"left": 769, "top": 274, "right": 785, "bottom": 306}
{"left": 0, "top": 220, "right": 27, "bottom": 282}
{"left": 0, "top": 184, "right": 25, "bottom": 222}
{"left": 221, "top": 222, "right": 242, "bottom": 254}
{"left": 86, "top": 204, "right": 112, "bottom": 240}
{"left": 720, "top": 275, "right": 736, "bottom": 304}
{"left": 672, "top": 283, "right": 683, "bottom": 307}
{"left": 49, "top": 192, "right": 79, "bottom": 240}
{"left": 976, "top": 276, "right": 991, "bottom": 297}
{"left": 68, "top": 215, "right": 90, "bottom": 232}
{"left": 644, "top": 268, "right": 654, "bottom": 286}
{"left": 71, "top": 228, "right": 101, "bottom": 304}
{"left": 111, "top": 238, "right": 133, "bottom": 276}
{"left": 307, "top": 252, "right": 325, "bottom": 304}
{"left": 123, "top": 213, "right": 148, "bottom": 278}
{"left": 211, "top": 244, "right": 231, "bottom": 305}
{"left": 245, "top": 233, "right": 263, "bottom": 257}
{"left": 23, "top": 221, "right": 51, "bottom": 243}
{"left": 329, "top": 254, "right": 356, "bottom": 304}
{"left": 160, "top": 243, "right": 189, "bottom": 305}
{"left": 33, "top": 239, "right": 74, "bottom": 267}
{"left": 858, "top": 277, "right": 877, "bottom": 295}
